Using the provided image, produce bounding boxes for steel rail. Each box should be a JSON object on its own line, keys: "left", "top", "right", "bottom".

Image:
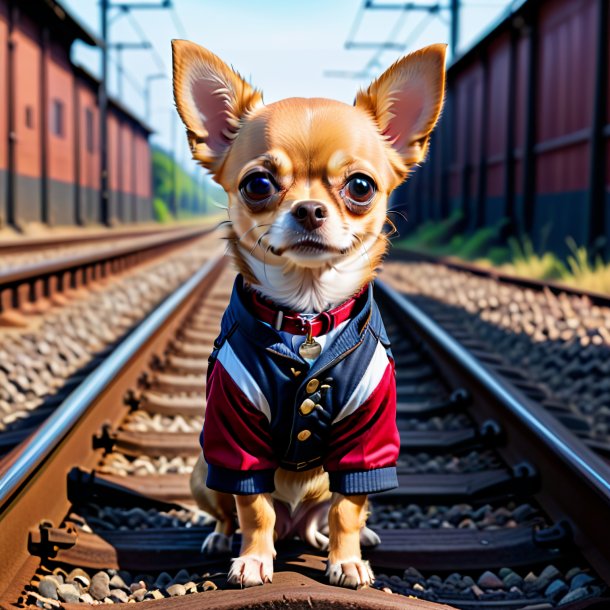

{"left": 0, "top": 254, "right": 222, "bottom": 511}
{"left": 376, "top": 279, "right": 610, "bottom": 580}
{"left": 0, "top": 222, "right": 212, "bottom": 255}
{"left": 0, "top": 225, "right": 213, "bottom": 286}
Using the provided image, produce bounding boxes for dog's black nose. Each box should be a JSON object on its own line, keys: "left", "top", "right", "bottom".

{"left": 292, "top": 201, "right": 327, "bottom": 231}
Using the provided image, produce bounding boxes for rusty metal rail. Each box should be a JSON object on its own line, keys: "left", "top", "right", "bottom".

{"left": 376, "top": 280, "right": 610, "bottom": 584}
{"left": 1, "top": 265, "right": 609, "bottom": 609}
{"left": 0, "top": 225, "right": 215, "bottom": 325}
{"left": 0, "top": 224, "right": 204, "bottom": 255}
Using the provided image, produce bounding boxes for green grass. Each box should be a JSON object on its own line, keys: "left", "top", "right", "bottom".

{"left": 396, "top": 224, "right": 610, "bottom": 294}
{"left": 400, "top": 210, "right": 464, "bottom": 251}
{"left": 499, "top": 237, "right": 565, "bottom": 281}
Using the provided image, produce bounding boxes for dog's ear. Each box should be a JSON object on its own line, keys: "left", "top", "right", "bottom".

{"left": 356, "top": 44, "right": 446, "bottom": 171}
{"left": 172, "top": 40, "right": 263, "bottom": 173}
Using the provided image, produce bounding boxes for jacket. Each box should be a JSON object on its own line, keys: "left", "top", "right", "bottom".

{"left": 201, "top": 275, "right": 400, "bottom": 496}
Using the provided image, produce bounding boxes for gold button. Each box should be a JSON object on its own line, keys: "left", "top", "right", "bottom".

{"left": 299, "top": 398, "right": 315, "bottom": 416}
{"left": 297, "top": 429, "right": 311, "bottom": 441}
{"left": 306, "top": 379, "right": 319, "bottom": 393}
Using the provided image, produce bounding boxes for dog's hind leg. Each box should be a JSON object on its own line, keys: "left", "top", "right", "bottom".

{"left": 190, "top": 453, "right": 236, "bottom": 554}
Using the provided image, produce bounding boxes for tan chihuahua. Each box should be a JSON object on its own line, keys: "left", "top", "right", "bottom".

{"left": 172, "top": 39, "right": 445, "bottom": 589}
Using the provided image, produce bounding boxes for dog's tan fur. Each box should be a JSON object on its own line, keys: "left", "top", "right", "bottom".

{"left": 174, "top": 39, "right": 445, "bottom": 588}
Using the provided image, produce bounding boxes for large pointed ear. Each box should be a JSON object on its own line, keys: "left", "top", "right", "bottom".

{"left": 172, "top": 40, "right": 263, "bottom": 172}
{"left": 355, "top": 44, "right": 446, "bottom": 172}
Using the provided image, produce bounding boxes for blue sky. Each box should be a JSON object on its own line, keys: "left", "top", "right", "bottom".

{"left": 64, "top": 0, "right": 518, "bottom": 173}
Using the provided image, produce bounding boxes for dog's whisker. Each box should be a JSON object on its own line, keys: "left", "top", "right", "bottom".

{"left": 352, "top": 233, "right": 374, "bottom": 278}
{"left": 263, "top": 242, "right": 274, "bottom": 283}
{"left": 239, "top": 222, "right": 272, "bottom": 244}
{"left": 387, "top": 209, "right": 408, "bottom": 223}
{"left": 250, "top": 229, "right": 270, "bottom": 255}
{"left": 384, "top": 216, "right": 399, "bottom": 240}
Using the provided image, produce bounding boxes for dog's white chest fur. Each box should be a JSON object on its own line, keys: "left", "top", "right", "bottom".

{"left": 239, "top": 243, "right": 375, "bottom": 312}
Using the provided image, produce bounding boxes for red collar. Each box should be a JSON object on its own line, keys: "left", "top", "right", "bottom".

{"left": 246, "top": 286, "right": 368, "bottom": 337}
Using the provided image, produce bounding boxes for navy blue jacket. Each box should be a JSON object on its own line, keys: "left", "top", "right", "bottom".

{"left": 201, "top": 275, "right": 400, "bottom": 495}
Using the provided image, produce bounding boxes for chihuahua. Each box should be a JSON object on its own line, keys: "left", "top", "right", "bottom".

{"left": 172, "top": 39, "right": 446, "bottom": 589}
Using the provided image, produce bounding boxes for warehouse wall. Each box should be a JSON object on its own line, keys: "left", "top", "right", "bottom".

{"left": 395, "top": 0, "right": 610, "bottom": 259}
{"left": 0, "top": 0, "right": 153, "bottom": 230}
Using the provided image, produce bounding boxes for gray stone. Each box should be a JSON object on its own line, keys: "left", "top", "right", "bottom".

{"left": 470, "top": 584, "right": 484, "bottom": 598}
{"left": 570, "top": 573, "right": 595, "bottom": 590}
{"left": 477, "top": 570, "right": 504, "bottom": 589}
{"left": 502, "top": 571, "right": 523, "bottom": 589}
{"left": 154, "top": 572, "right": 172, "bottom": 589}
{"left": 38, "top": 579, "right": 58, "bottom": 600}
{"left": 461, "top": 576, "right": 475, "bottom": 588}
{"left": 167, "top": 584, "right": 186, "bottom": 596}
{"left": 110, "top": 588, "right": 129, "bottom": 603}
{"left": 67, "top": 568, "right": 90, "bottom": 589}
{"left": 57, "top": 583, "right": 80, "bottom": 603}
{"left": 90, "top": 572, "right": 111, "bottom": 601}
{"left": 109, "top": 574, "right": 130, "bottom": 592}
{"left": 545, "top": 579, "right": 568, "bottom": 599}
{"left": 184, "top": 582, "right": 197, "bottom": 594}
{"left": 403, "top": 567, "right": 424, "bottom": 583}
{"left": 130, "top": 588, "right": 146, "bottom": 602}
{"left": 558, "top": 587, "right": 590, "bottom": 605}
{"left": 512, "top": 504, "right": 536, "bottom": 523}
{"left": 565, "top": 567, "right": 582, "bottom": 581}
{"left": 538, "top": 565, "right": 560, "bottom": 584}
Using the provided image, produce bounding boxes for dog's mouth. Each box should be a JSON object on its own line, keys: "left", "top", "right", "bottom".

{"left": 270, "top": 238, "right": 348, "bottom": 257}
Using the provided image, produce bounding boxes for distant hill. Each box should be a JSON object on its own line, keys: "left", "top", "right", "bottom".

{"left": 151, "top": 146, "right": 228, "bottom": 221}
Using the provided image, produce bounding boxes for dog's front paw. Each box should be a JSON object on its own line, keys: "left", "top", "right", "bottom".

{"left": 201, "top": 532, "right": 232, "bottom": 555}
{"left": 326, "top": 558, "right": 374, "bottom": 589}
{"left": 227, "top": 555, "right": 273, "bottom": 587}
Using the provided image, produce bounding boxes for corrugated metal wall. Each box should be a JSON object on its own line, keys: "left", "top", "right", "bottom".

{"left": 0, "top": 0, "right": 153, "bottom": 229}
{"left": 395, "top": 0, "right": 609, "bottom": 259}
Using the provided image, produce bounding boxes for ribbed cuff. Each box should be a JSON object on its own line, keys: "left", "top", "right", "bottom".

{"left": 328, "top": 466, "right": 398, "bottom": 495}
{"left": 206, "top": 464, "right": 275, "bottom": 495}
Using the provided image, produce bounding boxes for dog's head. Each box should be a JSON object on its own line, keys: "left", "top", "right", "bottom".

{"left": 173, "top": 40, "right": 445, "bottom": 310}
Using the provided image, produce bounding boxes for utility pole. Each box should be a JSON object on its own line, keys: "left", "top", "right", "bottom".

{"left": 450, "top": 0, "right": 460, "bottom": 58}
{"left": 99, "top": 0, "right": 109, "bottom": 225}
{"left": 98, "top": 0, "right": 170, "bottom": 226}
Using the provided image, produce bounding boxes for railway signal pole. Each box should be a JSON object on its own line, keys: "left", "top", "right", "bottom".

{"left": 100, "top": 0, "right": 109, "bottom": 226}
{"left": 98, "top": 0, "right": 170, "bottom": 226}
{"left": 450, "top": 0, "right": 460, "bottom": 58}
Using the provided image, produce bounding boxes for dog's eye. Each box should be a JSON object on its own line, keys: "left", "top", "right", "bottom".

{"left": 343, "top": 174, "right": 376, "bottom": 210}
{"left": 240, "top": 172, "right": 278, "bottom": 205}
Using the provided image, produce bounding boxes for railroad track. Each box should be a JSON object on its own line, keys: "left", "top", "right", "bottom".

{"left": 384, "top": 250, "right": 610, "bottom": 459}
{"left": 0, "top": 223, "right": 215, "bottom": 326}
{"left": 0, "top": 254, "right": 609, "bottom": 609}
{"left": 0, "top": 226, "right": 218, "bottom": 457}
